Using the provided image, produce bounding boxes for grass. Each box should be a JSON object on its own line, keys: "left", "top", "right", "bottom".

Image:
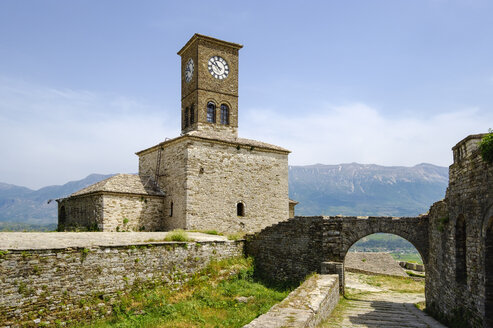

{"left": 77, "top": 257, "right": 291, "bottom": 328}
{"left": 362, "top": 274, "right": 425, "bottom": 293}
{"left": 164, "top": 229, "right": 190, "bottom": 242}
{"left": 227, "top": 232, "right": 245, "bottom": 241}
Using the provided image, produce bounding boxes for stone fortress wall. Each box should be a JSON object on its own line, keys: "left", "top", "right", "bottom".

{"left": 426, "top": 134, "right": 493, "bottom": 327}
{"left": 0, "top": 238, "right": 243, "bottom": 327}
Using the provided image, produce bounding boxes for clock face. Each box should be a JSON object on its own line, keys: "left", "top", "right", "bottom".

{"left": 185, "top": 58, "right": 194, "bottom": 83}
{"left": 208, "top": 56, "right": 229, "bottom": 79}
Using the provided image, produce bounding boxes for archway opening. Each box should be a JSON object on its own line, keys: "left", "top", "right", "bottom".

{"left": 343, "top": 233, "right": 425, "bottom": 306}
{"left": 485, "top": 216, "right": 493, "bottom": 327}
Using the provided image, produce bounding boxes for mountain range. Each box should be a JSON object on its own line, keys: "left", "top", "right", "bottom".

{"left": 0, "top": 163, "right": 449, "bottom": 228}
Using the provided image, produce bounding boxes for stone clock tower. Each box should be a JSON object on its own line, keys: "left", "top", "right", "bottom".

{"left": 177, "top": 34, "right": 243, "bottom": 138}
{"left": 59, "top": 34, "right": 291, "bottom": 235}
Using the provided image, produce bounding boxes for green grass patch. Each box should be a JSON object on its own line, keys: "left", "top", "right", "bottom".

{"left": 164, "top": 229, "right": 190, "bottom": 242}
{"left": 363, "top": 275, "right": 424, "bottom": 293}
{"left": 227, "top": 232, "right": 245, "bottom": 241}
{"left": 77, "top": 257, "right": 290, "bottom": 328}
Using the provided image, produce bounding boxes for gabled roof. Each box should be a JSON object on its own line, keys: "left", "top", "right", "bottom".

{"left": 70, "top": 174, "right": 165, "bottom": 197}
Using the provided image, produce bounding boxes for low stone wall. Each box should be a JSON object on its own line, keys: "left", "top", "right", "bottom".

{"left": 399, "top": 261, "right": 425, "bottom": 272}
{"left": 0, "top": 240, "right": 243, "bottom": 327}
{"left": 243, "top": 274, "right": 339, "bottom": 328}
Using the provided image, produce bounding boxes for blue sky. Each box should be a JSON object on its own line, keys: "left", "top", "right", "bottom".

{"left": 1, "top": 0, "right": 492, "bottom": 189}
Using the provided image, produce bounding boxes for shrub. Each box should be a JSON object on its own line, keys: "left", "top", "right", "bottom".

{"left": 479, "top": 129, "right": 493, "bottom": 164}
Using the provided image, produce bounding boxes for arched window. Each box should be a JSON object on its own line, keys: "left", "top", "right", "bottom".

{"left": 184, "top": 107, "right": 189, "bottom": 128}
{"left": 237, "top": 202, "right": 245, "bottom": 217}
{"left": 207, "top": 102, "right": 216, "bottom": 123}
{"left": 190, "top": 104, "right": 195, "bottom": 124}
{"left": 169, "top": 202, "right": 174, "bottom": 217}
{"left": 455, "top": 215, "right": 467, "bottom": 284}
{"left": 220, "top": 104, "right": 229, "bottom": 125}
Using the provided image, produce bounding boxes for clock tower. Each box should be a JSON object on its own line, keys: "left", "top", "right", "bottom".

{"left": 177, "top": 34, "right": 243, "bottom": 138}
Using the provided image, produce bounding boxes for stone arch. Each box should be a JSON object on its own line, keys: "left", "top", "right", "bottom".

{"left": 482, "top": 204, "right": 493, "bottom": 327}
{"left": 59, "top": 205, "right": 66, "bottom": 227}
{"left": 455, "top": 214, "right": 467, "bottom": 284}
{"left": 339, "top": 217, "right": 429, "bottom": 265}
{"left": 342, "top": 232, "right": 425, "bottom": 270}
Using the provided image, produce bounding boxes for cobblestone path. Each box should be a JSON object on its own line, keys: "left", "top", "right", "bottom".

{"left": 320, "top": 273, "right": 447, "bottom": 328}
{"left": 321, "top": 292, "right": 447, "bottom": 328}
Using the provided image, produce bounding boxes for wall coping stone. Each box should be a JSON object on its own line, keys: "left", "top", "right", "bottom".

{"left": 243, "top": 274, "right": 339, "bottom": 328}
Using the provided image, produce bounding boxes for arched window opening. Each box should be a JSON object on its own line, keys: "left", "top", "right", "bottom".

{"left": 455, "top": 215, "right": 467, "bottom": 284}
{"left": 184, "top": 107, "right": 189, "bottom": 128}
{"left": 190, "top": 104, "right": 195, "bottom": 125}
{"left": 207, "top": 102, "right": 216, "bottom": 123}
{"left": 485, "top": 217, "right": 493, "bottom": 327}
{"left": 237, "top": 202, "right": 245, "bottom": 217}
{"left": 169, "top": 202, "right": 174, "bottom": 217}
{"left": 220, "top": 104, "right": 229, "bottom": 125}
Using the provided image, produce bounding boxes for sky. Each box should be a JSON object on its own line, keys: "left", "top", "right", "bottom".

{"left": 1, "top": 0, "right": 492, "bottom": 189}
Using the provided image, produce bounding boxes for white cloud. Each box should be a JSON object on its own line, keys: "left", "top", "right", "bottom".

{"left": 240, "top": 103, "right": 493, "bottom": 167}
{"left": 1, "top": 77, "right": 491, "bottom": 189}
{"left": 0, "top": 78, "right": 179, "bottom": 189}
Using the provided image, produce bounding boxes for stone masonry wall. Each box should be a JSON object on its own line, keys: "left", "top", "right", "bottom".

{"left": 245, "top": 215, "right": 428, "bottom": 286}
{"left": 186, "top": 138, "right": 289, "bottom": 233}
{"left": 100, "top": 194, "right": 165, "bottom": 232}
{"left": 0, "top": 240, "right": 243, "bottom": 327}
{"left": 426, "top": 134, "right": 493, "bottom": 328}
{"left": 138, "top": 140, "right": 188, "bottom": 230}
{"left": 58, "top": 194, "right": 103, "bottom": 230}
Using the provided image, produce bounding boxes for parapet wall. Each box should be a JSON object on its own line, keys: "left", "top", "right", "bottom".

{"left": 0, "top": 240, "right": 243, "bottom": 327}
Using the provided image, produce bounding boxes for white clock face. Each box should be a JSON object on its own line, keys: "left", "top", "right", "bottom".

{"left": 208, "top": 56, "right": 229, "bottom": 79}
{"left": 185, "top": 58, "right": 194, "bottom": 83}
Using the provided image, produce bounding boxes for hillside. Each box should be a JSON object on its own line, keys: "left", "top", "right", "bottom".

{"left": 289, "top": 163, "right": 448, "bottom": 217}
{"left": 0, "top": 162, "right": 448, "bottom": 227}
{"left": 0, "top": 174, "right": 115, "bottom": 225}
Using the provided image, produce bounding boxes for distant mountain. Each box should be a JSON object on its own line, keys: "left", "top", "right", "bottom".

{"left": 289, "top": 163, "right": 448, "bottom": 217}
{"left": 0, "top": 162, "right": 449, "bottom": 227}
{"left": 0, "top": 174, "right": 115, "bottom": 225}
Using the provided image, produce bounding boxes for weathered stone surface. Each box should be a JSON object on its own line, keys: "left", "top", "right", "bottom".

{"left": 138, "top": 134, "right": 290, "bottom": 234}
{"left": 426, "top": 134, "right": 493, "bottom": 328}
{"left": 0, "top": 238, "right": 243, "bottom": 326}
{"left": 245, "top": 215, "right": 428, "bottom": 286}
{"left": 243, "top": 274, "right": 339, "bottom": 328}
{"left": 345, "top": 252, "right": 408, "bottom": 277}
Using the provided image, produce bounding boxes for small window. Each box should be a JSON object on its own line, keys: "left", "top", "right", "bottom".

{"left": 184, "top": 107, "right": 189, "bottom": 128}
{"left": 207, "top": 102, "right": 216, "bottom": 123}
{"left": 237, "top": 202, "right": 245, "bottom": 217}
{"left": 190, "top": 104, "right": 195, "bottom": 124}
{"left": 169, "top": 202, "right": 173, "bottom": 217}
{"left": 220, "top": 104, "right": 229, "bottom": 125}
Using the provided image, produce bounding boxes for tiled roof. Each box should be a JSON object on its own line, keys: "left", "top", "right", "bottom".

{"left": 70, "top": 174, "right": 165, "bottom": 197}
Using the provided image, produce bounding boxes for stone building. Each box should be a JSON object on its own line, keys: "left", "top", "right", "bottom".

{"left": 426, "top": 133, "right": 493, "bottom": 328}
{"left": 58, "top": 34, "right": 292, "bottom": 233}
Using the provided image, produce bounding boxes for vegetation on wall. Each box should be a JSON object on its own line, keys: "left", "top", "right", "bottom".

{"left": 78, "top": 257, "right": 290, "bottom": 328}
{"left": 479, "top": 129, "right": 493, "bottom": 164}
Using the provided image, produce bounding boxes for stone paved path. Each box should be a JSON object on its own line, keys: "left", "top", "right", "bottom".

{"left": 320, "top": 273, "right": 447, "bottom": 328}
{"left": 0, "top": 231, "right": 229, "bottom": 250}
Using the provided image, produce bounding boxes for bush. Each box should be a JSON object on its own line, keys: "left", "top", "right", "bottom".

{"left": 479, "top": 130, "right": 493, "bottom": 164}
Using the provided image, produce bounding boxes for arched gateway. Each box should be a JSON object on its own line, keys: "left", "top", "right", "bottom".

{"left": 245, "top": 215, "right": 428, "bottom": 290}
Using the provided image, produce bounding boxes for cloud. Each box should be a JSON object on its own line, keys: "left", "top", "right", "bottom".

{"left": 0, "top": 78, "right": 179, "bottom": 189}
{"left": 240, "top": 103, "right": 493, "bottom": 167}
{"left": 1, "top": 77, "right": 491, "bottom": 189}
